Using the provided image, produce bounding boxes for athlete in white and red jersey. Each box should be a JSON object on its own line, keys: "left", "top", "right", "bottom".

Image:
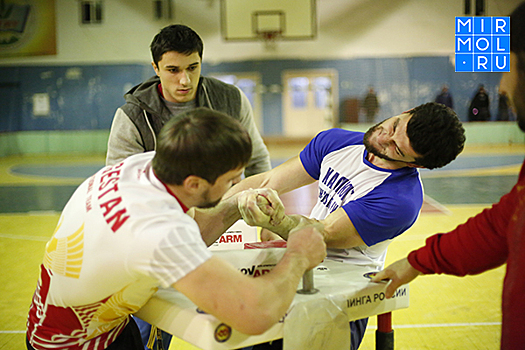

{"left": 26, "top": 108, "right": 327, "bottom": 350}
{"left": 27, "top": 153, "right": 215, "bottom": 350}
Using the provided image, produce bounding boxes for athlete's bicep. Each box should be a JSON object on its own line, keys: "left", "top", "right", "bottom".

{"left": 262, "top": 155, "right": 316, "bottom": 194}
{"left": 320, "top": 207, "right": 365, "bottom": 249}
{"left": 226, "top": 155, "right": 316, "bottom": 198}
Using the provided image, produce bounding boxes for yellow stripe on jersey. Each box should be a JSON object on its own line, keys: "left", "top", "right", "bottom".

{"left": 44, "top": 222, "right": 84, "bottom": 278}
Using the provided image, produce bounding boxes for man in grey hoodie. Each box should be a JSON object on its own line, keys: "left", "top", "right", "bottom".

{"left": 106, "top": 24, "right": 272, "bottom": 350}
{"left": 106, "top": 24, "right": 271, "bottom": 178}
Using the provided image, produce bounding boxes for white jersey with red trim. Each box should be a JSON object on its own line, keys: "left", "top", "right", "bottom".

{"left": 26, "top": 152, "right": 211, "bottom": 350}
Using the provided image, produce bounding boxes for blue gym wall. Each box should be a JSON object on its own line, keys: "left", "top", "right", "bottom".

{"left": 0, "top": 56, "right": 503, "bottom": 135}
{"left": 203, "top": 56, "right": 503, "bottom": 135}
{"left": 0, "top": 64, "right": 151, "bottom": 132}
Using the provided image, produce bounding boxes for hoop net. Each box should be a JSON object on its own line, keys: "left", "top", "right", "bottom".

{"left": 260, "top": 30, "right": 282, "bottom": 41}
{"left": 258, "top": 30, "right": 282, "bottom": 50}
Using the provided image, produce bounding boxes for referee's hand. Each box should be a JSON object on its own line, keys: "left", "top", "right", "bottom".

{"left": 372, "top": 258, "right": 422, "bottom": 298}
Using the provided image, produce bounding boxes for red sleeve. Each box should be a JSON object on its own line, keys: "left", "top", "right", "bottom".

{"left": 407, "top": 180, "right": 519, "bottom": 276}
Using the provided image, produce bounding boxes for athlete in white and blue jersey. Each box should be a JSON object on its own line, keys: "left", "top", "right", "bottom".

{"left": 301, "top": 128, "right": 423, "bottom": 269}
{"left": 225, "top": 102, "right": 466, "bottom": 350}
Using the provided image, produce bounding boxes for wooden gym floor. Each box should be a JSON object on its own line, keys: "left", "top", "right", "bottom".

{"left": 0, "top": 142, "right": 523, "bottom": 350}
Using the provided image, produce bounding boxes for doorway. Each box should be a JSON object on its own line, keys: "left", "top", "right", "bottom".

{"left": 282, "top": 70, "right": 338, "bottom": 137}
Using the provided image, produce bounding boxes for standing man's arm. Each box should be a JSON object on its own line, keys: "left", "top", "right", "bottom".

{"left": 106, "top": 109, "right": 145, "bottom": 166}
{"left": 373, "top": 185, "right": 515, "bottom": 297}
{"left": 174, "top": 226, "right": 327, "bottom": 335}
{"left": 237, "top": 88, "right": 272, "bottom": 176}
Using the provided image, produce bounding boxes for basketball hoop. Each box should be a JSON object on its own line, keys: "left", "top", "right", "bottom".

{"left": 259, "top": 30, "right": 282, "bottom": 50}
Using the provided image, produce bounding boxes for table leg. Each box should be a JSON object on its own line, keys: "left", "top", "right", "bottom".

{"left": 375, "top": 312, "right": 394, "bottom": 350}
{"left": 296, "top": 269, "right": 319, "bottom": 294}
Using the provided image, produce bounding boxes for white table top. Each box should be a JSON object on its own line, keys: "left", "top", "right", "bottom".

{"left": 135, "top": 248, "right": 409, "bottom": 350}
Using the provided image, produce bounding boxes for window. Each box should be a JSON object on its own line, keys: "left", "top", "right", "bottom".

{"left": 312, "top": 76, "right": 332, "bottom": 109}
{"left": 289, "top": 77, "right": 309, "bottom": 108}
{"left": 80, "top": 1, "right": 103, "bottom": 24}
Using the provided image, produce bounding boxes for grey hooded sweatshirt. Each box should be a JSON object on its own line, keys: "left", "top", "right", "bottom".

{"left": 106, "top": 75, "right": 271, "bottom": 177}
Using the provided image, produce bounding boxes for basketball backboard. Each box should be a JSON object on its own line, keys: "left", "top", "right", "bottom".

{"left": 220, "top": 0, "right": 317, "bottom": 41}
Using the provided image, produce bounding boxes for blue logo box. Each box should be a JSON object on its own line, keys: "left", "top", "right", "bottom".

{"left": 455, "top": 16, "right": 510, "bottom": 72}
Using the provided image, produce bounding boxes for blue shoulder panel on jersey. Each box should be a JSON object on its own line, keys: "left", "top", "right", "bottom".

{"left": 300, "top": 129, "right": 364, "bottom": 180}
{"left": 343, "top": 169, "right": 423, "bottom": 246}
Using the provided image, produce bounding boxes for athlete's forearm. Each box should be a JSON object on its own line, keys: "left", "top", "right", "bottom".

{"left": 269, "top": 214, "right": 325, "bottom": 241}
{"left": 245, "top": 227, "right": 326, "bottom": 333}
{"left": 192, "top": 194, "right": 242, "bottom": 246}
{"left": 249, "top": 249, "right": 311, "bottom": 327}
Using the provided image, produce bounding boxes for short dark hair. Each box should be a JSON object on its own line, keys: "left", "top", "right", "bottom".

{"left": 152, "top": 108, "right": 252, "bottom": 185}
{"left": 150, "top": 24, "right": 204, "bottom": 67}
{"left": 406, "top": 102, "right": 465, "bottom": 169}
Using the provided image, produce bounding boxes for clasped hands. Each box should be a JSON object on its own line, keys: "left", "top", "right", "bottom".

{"left": 237, "top": 188, "right": 287, "bottom": 231}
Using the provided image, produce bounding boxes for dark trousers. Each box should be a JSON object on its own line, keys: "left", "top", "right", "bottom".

{"left": 26, "top": 317, "right": 143, "bottom": 350}
{"left": 251, "top": 318, "right": 369, "bottom": 350}
{"left": 135, "top": 316, "right": 172, "bottom": 350}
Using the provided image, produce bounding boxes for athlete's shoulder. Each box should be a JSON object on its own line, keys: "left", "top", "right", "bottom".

{"left": 300, "top": 129, "right": 364, "bottom": 179}
{"left": 365, "top": 169, "right": 423, "bottom": 208}
{"left": 309, "top": 128, "right": 364, "bottom": 153}
{"left": 112, "top": 151, "right": 154, "bottom": 172}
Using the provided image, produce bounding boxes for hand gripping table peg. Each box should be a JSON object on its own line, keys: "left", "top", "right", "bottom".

{"left": 296, "top": 269, "right": 319, "bottom": 294}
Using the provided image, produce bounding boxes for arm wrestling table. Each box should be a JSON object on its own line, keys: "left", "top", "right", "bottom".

{"left": 134, "top": 248, "right": 408, "bottom": 350}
